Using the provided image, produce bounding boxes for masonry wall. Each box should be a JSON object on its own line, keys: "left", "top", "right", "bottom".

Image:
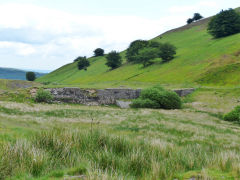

{"left": 47, "top": 88, "right": 194, "bottom": 105}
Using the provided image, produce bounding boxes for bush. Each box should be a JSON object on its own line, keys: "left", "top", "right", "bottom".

{"left": 94, "top": 48, "right": 104, "bottom": 56}
{"left": 208, "top": 9, "right": 240, "bottom": 38}
{"left": 77, "top": 57, "right": 90, "bottom": 71}
{"left": 131, "top": 86, "right": 182, "bottom": 109}
{"left": 148, "top": 41, "right": 162, "bottom": 48}
{"left": 224, "top": 106, "right": 240, "bottom": 122}
{"left": 35, "top": 89, "right": 53, "bottom": 103}
{"left": 131, "top": 98, "right": 159, "bottom": 109}
{"left": 156, "top": 90, "right": 182, "bottom": 109}
{"left": 126, "top": 40, "right": 149, "bottom": 62}
{"left": 159, "top": 43, "right": 177, "bottom": 62}
{"left": 193, "top": 13, "right": 203, "bottom": 21}
{"left": 187, "top": 18, "right": 194, "bottom": 24}
{"left": 126, "top": 40, "right": 177, "bottom": 65}
{"left": 136, "top": 47, "right": 158, "bottom": 67}
{"left": 74, "top": 56, "right": 86, "bottom": 62}
{"left": 106, "top": 51, "right": 122, "bottom": 69}
{"left": 26, "top": 72, "right": 36, "bottom": 81}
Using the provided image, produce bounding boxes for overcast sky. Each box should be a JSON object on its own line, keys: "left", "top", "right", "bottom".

{"left": 0, "top": 0, "right": 239, "bottom": 71}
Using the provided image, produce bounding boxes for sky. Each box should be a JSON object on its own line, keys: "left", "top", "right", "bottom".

{"left": 0, "top": 0, "right": 239, "bottom": 71}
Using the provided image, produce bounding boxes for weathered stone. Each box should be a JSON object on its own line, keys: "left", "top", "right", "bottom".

{"left": 116, "top": 100, "right": 132, "bottom": 108}
{"left": 43, "top": 87, "right": 195, "bottom": 105}
{"left": 173, "top": 88, "right": 195, "bottom": 97}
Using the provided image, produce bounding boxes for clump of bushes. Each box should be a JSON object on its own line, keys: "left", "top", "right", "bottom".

{"left": 126, "top": 40, "right": 149, "bottom": 63}
{"left": 35, "top": 89, "right": 53, "bottom": 103}
{"left": 126, "top": 40, "right": 177, "bottom": 67}
{"left": 208, "top": 9, "right": 240, "bottom": 38}
{"left": 224, "top": 106, "right": 240, "bottom": 122}
{"left": 131, "top": 86, "right": 182, "bottom": 109}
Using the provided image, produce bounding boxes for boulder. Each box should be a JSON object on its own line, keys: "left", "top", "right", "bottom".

{"left": 116, "top": 100, "right": 132, "bottom": 109}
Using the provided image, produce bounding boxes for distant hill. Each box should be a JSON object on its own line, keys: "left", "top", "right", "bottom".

{"left": 0, "top": 67, "right": 47, "bottom": 80}
{"left": 37, "top": 8, "right": 240, "bottom": 88}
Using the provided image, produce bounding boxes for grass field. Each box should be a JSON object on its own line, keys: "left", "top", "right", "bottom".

{"left": 37, "top": 8, "right": 240, "bottom": 89}
{"left": 0, "top": 86, "right": 240, "bottom": 179}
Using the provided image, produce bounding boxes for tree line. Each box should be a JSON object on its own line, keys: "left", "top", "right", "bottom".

{"left": 75, "top": 40, "right": 177, "bottom": 71}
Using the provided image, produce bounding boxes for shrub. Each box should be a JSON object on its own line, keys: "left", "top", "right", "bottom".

{"left": 193, "top": 13, "right": 203, "bottom": 21}
{"left": 77, "top": 57, "right": 90, "bottom": 71}
{"left": 136, "top": 47, "right": 158, "bottom": 67}
{"left": 208, "top": 9, "right": 240, "bottom": 38}
{"left": 156, "top": 90, "right": 182, "bottom": 109}
{"left": 35, "top": 89, "right": 53, "bottom": 103}
{"left": 94, "top": 48, "right": 104, "bottom": 57}
{"left": 74, "top": 56, "right": 86, "bottom": 62}
{"left": 131, "top": 98, "right": 159, "bottom": 109}
{"left": 148, "top": 41, "right": 162, "bottom": 48}
{"left": 131, "top": 86, "right": 182, "bottom": 109}
{"left": 106, "top": 51, "right": 122, "bottom": 69}
{"left": 26, "top": 72, "right": 36, "bottom": 81}
{"left": 159, "top": 43, "right": 177, "bottom": 62}
{"left": 224, "top": 106, "right": 240, "bottom": 122}
{"left": 126, "top": 40, "right": 176, "bottom": 64}
{"left": 126, "top": 40, "right": 149, "bottom": 62}
{"left": 187, "top": 18, "right": 194, "bottom": 24}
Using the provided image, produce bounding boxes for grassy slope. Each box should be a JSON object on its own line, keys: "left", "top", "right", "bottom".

{"left": 37, "top": 9, "right": 240, "bottom": 88}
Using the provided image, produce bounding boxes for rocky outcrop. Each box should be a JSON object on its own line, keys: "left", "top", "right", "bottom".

{"left": 46, "top": 88, "right": 195, "bottom": 105}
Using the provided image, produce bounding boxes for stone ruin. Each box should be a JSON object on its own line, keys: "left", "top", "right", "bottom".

{"left": 44, "top": 88, "right": 195, "bottom": 107}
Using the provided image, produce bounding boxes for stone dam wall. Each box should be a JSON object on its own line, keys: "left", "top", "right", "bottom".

{"left": 46, "top": 88, "right": 195, "bottom": 105}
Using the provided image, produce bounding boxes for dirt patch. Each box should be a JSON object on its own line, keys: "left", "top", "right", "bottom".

{"left": 234, "top": 50, "right": 240, "bottom": 57}
{"left": 155, "top": 17, "right": 211, "bottom": 38}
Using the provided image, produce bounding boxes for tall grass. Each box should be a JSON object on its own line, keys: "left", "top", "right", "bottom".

{"left": 1, "top": 128, "right": 240, "bottom": 179}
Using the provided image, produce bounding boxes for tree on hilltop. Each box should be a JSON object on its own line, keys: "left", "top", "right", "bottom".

{"left": 187, "top": 18, "right": 194, "bottom": 24}
{"left": 208, "top": 9, "right": 240, "bottom": 38}
{"left": 94, "top": 48, "right": 104, "bottom": 57}
{"left": 193, "top": 13, "right": 203, "bottom": 21}
{"left": 186, "top": 13, "right": 203, "bottom": 24}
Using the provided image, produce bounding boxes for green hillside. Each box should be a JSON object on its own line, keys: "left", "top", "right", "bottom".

{"left": 37, "top": 8, "right": 240, "bottom": 88}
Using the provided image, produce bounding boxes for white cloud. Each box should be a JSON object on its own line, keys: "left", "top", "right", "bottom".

{"left": 169, "top": 0, "right": 219, "bottom": 14}
{"left": 0, "top": 41, "right": 36, "bottom": 56}
{"left": 0, "top": 3, "right": 188, "bottom": 69}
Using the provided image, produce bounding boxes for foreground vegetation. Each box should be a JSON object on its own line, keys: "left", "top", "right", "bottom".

{"left": 1, "top": 84, "right": 240, "bottom": 179}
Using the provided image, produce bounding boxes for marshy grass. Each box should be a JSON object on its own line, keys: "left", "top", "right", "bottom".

{"left": 1, "top": 128, "right": 240, "bottom": 179}
{"left": 0, "top": 92, "right": 240, "bottom": 179}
